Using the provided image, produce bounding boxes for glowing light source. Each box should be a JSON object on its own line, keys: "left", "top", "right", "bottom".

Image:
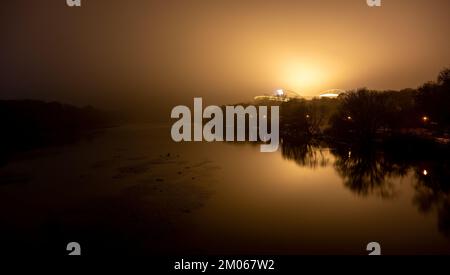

{"left": 423, "top": 169, "right": 428, "bottom": 176}
{"left": 278, "top": 60, "right": 326, "bottom": 94}
{"left": 347, "top": 116, "right": 352, "bottom": 120}
{"left": 319, "top": 93, "right": 339, "bottom": 98}
{"left": 319, "top": 89, "right": 345, "bottom": 98}
{"left": 276, "top": 89, "right": 284, "bottom": 96}
{"left": 422, "top": 116, "right": 429, "bottom": 122}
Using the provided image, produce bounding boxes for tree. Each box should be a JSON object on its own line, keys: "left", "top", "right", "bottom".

{"left": 416, "top": 68, "right": 450, "bottom": 130}
{"left": 329, "top": 88, "right": 389, "bottom": 140}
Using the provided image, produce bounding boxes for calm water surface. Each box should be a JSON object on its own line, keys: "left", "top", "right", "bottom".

{"left": 0, "top": 124, "right": 449, "bottom": 255}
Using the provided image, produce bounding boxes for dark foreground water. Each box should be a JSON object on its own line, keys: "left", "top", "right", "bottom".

{"left": 0, "top": 124, "right": 449, "bottom": 255}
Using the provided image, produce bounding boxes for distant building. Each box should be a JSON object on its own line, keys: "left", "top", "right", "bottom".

{"left": 319, "top": 89, "right": 345, "bottom": 99}
{"left": 254, "top": 89, "right": 301, "bottom": 102}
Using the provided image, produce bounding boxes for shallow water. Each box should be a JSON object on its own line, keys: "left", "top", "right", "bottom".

{"left": 0, "top": 123, "right": 449, "bottom": 255}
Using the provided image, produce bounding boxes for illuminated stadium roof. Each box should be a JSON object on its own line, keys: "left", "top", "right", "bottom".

{"left": 319, "top": 89, "right": 345, "bottom": 98}
{"left": 254, "top": 89, "right": 301, "bottom": 102}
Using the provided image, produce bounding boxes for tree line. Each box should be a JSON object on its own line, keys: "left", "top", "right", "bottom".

{"left": 278, "top": 68, "right": 450, "bottom": 142}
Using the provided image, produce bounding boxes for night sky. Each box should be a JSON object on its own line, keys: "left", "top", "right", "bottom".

{"left": 1, "top": 0, "right": 449, "bottom": 119}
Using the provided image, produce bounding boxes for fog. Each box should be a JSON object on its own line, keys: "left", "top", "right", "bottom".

{"left": 1, "top": 0, "right": 449, "bottom": 120}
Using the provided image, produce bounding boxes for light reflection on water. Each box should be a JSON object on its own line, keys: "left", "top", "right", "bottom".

{"left": 0, "top": 124, "right": 449, "bottom": 255}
